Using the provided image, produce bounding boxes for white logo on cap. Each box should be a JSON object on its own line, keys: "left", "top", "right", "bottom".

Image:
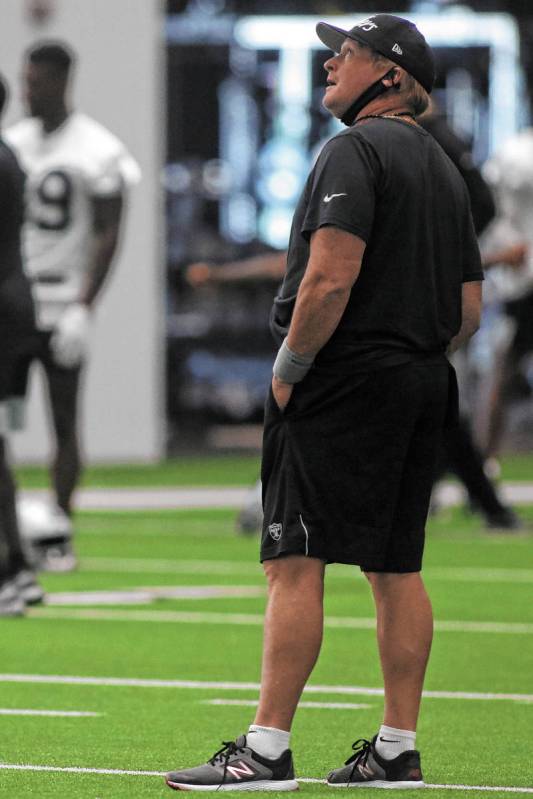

{"left": 354, "top": 19, "right": 378, "bottom": 32}
{"left": 392, "top": 43, "right": 403, "bottom": 55}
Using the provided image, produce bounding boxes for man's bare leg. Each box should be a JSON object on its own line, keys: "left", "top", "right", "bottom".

{"left": 44, "top": 361, "right": 82, "bottom": 516}
{"left": 0, "top": 438, "right": 31, "bottom": 577}
{"left": 483, "top": 350, "right": 516, "bottom": 462}
{"left": 366, "top": 571, "right": 433, "bottom": 731}
{"left": 254, "top": 555, "right": 325, "bottom": 731}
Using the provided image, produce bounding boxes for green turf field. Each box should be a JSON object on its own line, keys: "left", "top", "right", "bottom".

{"left": 1, "top": 500, "right": 533, "bottom": 797}
{"left": 13, "top": 451, "right": 533, "bottom": 487}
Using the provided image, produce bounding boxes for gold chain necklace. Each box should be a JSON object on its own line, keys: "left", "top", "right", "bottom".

{"left": 355, "top": 112, "right": 416, "bottom": 124}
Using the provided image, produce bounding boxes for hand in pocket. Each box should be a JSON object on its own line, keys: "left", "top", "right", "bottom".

{"left": 272, "top": 376, "right": 293, "bottom": 412}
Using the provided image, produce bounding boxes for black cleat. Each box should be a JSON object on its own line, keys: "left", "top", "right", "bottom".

{"left": 485, "top": 508, "right": 524, "bottom": 533}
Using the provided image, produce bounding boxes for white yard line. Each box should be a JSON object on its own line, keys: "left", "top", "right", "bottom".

{"left": 203, "top": 699, "right": 372, "bottom": 710}
{"left": 0, "top": 763, "right": 164, "bottom": 777}
{"left": 27, "top": 606, "right": 533, "bottom": 635}
{"left": 20, "top": 487, "right": 249, "bottom": 510}
{"left": 424, "top": 786, "right": 533, "bottom": 794}
{"left": 0, "top": 709, "right": 100, "bottom": 717}
{"left": 0, "top": 673, "right": 531, "bottom": 703}
{"left": 80, "top": 557, "right": 533, "bottom": 585}
{"left": 0, "top": 763, "right": 531, "bottom": 792}
{"left": 300, "top": 779, "right": 533, "bottom": 793}
{"left": 45, "top": 586, "right": 263, "bottom": 606}
{"left": 19, "top": 482, "right": 533, "bottom": 509}
{"left": 80, "top": 557, "right": 262, "bottom": 575}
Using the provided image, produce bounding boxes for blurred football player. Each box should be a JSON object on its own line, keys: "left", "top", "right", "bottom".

{"left": 478, "top": 131, "right": 533, "bottom": 469}
{"left": 6, "top": 41, "right": 140, "bottom": 569}
{"left": 0, "top": 73, "right": 44, "bottom": 613}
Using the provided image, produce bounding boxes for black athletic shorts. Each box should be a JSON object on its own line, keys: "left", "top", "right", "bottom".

{"left": 261, "top": 357, "right": 453, "bottom": 573}
{"left": 0, "top": 329, "right": 72, "bottom": 403}
{"left": 0, "top": 331, "right": 40, "bottom": 402}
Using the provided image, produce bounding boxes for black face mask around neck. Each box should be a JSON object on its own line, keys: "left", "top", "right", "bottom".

{"left": 340, "top": 68, "right": 396, "bottom": 127}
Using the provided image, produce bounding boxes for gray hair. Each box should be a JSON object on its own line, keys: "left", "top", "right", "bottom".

{"left": 355, "top": 41, "right": 430, "bottom": 117}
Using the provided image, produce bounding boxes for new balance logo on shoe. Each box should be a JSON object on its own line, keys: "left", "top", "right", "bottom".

{"left": 226, "top": 761, "right": 255, "bottom": 780}
{"left": 165, "top": 734, "right": 299, "bottom": 791}
{"left": 327, "top": 735, "right": 424, "bottom": 789}
{"left": 323, "top": 193, "right": 347, "bottom": 203}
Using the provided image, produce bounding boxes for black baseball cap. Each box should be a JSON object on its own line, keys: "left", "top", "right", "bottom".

{"left": 316, "top": 14, "right": 435, "bottom": 94}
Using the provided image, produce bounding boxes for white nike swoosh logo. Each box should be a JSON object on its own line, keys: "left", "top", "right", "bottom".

{"left": 323, "top": 193, "right": 347, "bottom": 203}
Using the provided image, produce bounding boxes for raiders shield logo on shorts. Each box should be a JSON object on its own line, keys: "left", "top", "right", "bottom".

{"left": 268, "top": 522, "right": 283, "bottom": 541}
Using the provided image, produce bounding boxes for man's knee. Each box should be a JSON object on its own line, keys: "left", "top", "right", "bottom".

{"left": 54, "top": 415, "right": 78, "bottom": 445}
{"left": 46, "top": 369, "right": 80, "bottom": 442}
{"left": 263, "top": 555, "right": 325, "bottom": 593}
{"left": 50, "top": 395, "right": 78, "bottom": 444}
{"left": 364, "top": 570, "right": 424, "bottom": 596}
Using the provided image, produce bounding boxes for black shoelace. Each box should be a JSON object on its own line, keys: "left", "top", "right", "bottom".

{"left": 344, "top": 738, "right": 373, "bottom": 781}
{"left": 209, "top": 740, "right": 246, "bottom": 789}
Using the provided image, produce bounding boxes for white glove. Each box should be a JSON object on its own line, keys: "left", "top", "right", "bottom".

{"left": 50, "top": 303, "right": 90, "bottom": 368}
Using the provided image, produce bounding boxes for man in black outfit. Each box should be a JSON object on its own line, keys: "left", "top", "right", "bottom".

{"left": 0, "top": 75, "right": 44, "bottom": 615}
{"left": 165, "top": 15, "right": 482, "bottom": 791}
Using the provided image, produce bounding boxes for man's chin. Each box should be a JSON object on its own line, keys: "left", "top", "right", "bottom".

{"left": 322, "top": 95, "right": 340, "bottom": 117}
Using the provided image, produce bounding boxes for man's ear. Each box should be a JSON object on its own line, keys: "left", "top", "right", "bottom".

{"left": 382, "top": 68, "right": 402, "bottom": 90}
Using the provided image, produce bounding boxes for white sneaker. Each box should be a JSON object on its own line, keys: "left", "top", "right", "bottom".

{"left": 12, "top": 570, "right": 45, "bottom": 605}
{"left": 0, "top": 581, "right": 25, "bottom": 617}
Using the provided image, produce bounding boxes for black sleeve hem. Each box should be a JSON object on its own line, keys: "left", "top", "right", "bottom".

{"left": 301, "top": 218, "right": 369, "bottom": 243}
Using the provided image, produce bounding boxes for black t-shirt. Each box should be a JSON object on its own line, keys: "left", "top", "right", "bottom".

{"left": 419, "top": 113, "right": 495, "bottom": 236}
{"left": 270, "top": 118, "right": 483, "bottom": 372}
{"left": 0, "top": 138, "right": 35, "bottom": 344}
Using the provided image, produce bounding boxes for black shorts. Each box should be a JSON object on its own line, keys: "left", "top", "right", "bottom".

{"left": 0, "top": 331, "right": 40, "bottom": 402}
{"left": 0, "top": 329, "right": 74, "bottom": 403}
{"left": 260, "top": 359, "right": 452, "bottom": 573}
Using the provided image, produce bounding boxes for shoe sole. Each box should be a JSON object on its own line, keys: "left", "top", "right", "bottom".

{"left": 166, "top": 779, "right": 299, "bottom": 792}
{"left": 18, "top": 588, "right": 45, "bottom": 605}
{"left": 328, "top": 780, "right": 425, "bottom": 789}
{"left": 0, "top": 603, "right": 25, "bottom": 617}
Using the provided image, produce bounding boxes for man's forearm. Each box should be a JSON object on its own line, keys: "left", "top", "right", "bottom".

{"left": 277, "top": 226, "right": 364, "bottom": 368}
{"left": 448, "top": 280, "right": 482, "bottom": 354}
{"left": 447, "top": 319, "right": 480, "bottom": 355}
{"left": 286, "top": 272, "right": 352, "bottom": 359}
{"left": 214, "top": 253, "right": 286, "bottom": 283}
{"left": 79, "top": 227, "right": 120, "bottom": 307}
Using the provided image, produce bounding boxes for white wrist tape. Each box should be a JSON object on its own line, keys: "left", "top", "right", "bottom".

{"left": 273, "top": 338, "right": 314, "bottom": 384}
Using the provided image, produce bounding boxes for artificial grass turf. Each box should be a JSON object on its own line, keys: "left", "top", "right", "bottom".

{"left": 13, "top": 451, "right": 533, "bottom": 488}
{"left": 15, "top": 454, "right": 262, "bottom": 489}
{"left": 0, "top": 505, "right": 532, "bottom": 797}
{"left": 0, "top": 682, "right": 532, "bottom": 796}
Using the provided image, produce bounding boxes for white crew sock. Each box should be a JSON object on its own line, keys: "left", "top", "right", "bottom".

{"left": 247, "top": 725, "right": 291, "bottom": 760}
{"left": 374, "top": 725, "right": 416, "bottom": 760}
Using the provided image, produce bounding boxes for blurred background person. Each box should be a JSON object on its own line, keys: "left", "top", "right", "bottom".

{"left": 0, "top": 73, "right": 44, "bottom": 614}
{"left": 419, "top": 98, "right": 524, "bottom": 531}
{"left": 5, "top": 41, "right": 140, "bottom": 570}
{"left": 477, "top": 130, "right": 533, "bottom": 478}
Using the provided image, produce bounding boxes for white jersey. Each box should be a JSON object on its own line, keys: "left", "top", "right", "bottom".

{"left": 482, "top": 129, "right": 533, "bottom": 302}
{"left": 5, "top": 112, "right": 140, "bottom": 328}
